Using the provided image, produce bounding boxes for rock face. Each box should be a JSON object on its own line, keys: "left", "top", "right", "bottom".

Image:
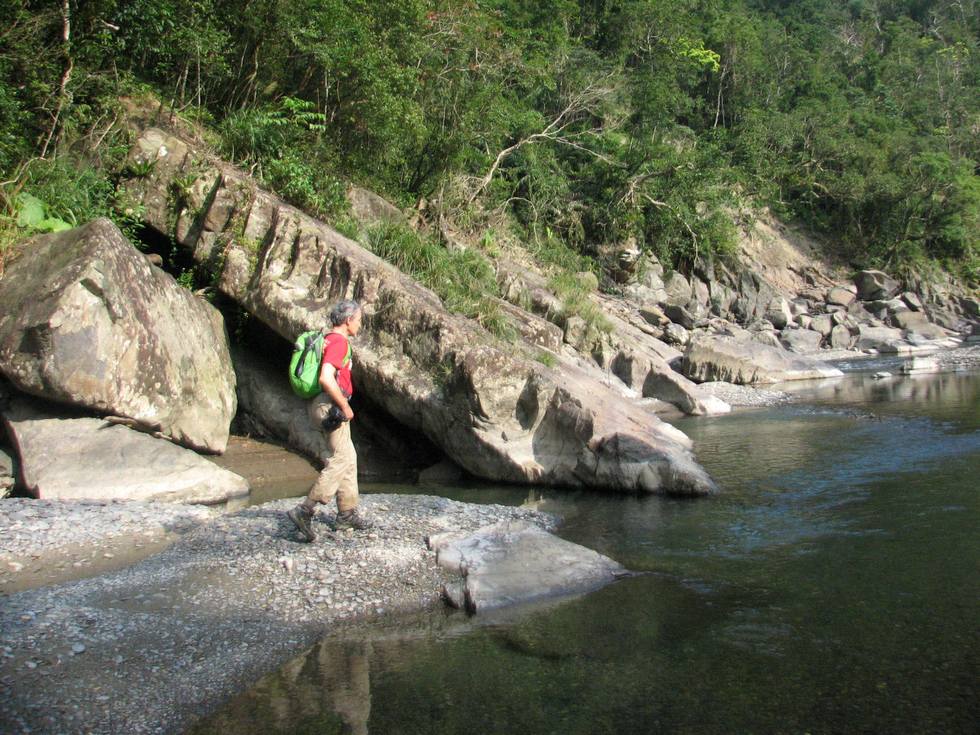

{"left": 2, "top": 400, "right": 248, "bottom": 503}
{"left": 428, "top": 520, "right": 626, "bottom": 613}
{"left": 124, "top": 127, "right": 716, "bottom": 495}
{"left": 681, "top": 335, "right": 844, "bottom": 384}
{"left": 0, "top": 219, "right": 237, "bottom": 453}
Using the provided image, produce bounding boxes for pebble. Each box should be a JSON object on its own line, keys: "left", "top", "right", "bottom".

{"left": 71, "top": 644, "right": 86, "bottom": 655}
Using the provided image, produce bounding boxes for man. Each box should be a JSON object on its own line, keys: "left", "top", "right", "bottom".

{"left": 287, "top": 299, "right": 371, "bottom": 542}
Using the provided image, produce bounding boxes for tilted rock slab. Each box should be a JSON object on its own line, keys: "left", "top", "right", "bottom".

{"left": 124, "top": 127, "right": 716, "bottom": 495}
{"left": 428, "top": 520, "right": 626, "bottom": 613}
{"left": 681, "top": 335, "right": 844, "bottom": 385}
{"left": 2, "top": 400, "right": 248, "bottom": 503}
{"left": 0, "top": 219, "right": 236, "bottom": 453}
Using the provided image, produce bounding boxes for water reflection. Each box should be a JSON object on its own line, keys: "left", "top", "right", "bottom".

{"left": 191, "top": 637, "right": 373, "bottom": 734}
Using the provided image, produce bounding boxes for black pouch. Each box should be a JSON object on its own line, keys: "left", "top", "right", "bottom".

{"left": 321, "top": 404, "right": 346, "bottom": 432}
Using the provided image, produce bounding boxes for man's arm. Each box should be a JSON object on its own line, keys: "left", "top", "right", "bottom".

{"left": 319, "top": 362, "right": 354, "bottom": 420}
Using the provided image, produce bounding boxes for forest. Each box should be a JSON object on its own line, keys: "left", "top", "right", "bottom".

{"left": 1, "top": 0, "right": 977, "bottom": 286}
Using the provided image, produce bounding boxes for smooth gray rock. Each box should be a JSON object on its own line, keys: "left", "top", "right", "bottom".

{"left": 607, "top": 349, "right": 728, "bottom": 417}
{"left": 0, "top": 219, "right": 236, "bottom": 453}
{"left": 889, "top": 309, "right": 930, "bottom": 331}
{"left": 428, "top": 520, "right": 626, "bottom": 613}
{"left": 681, "top": 335, "right": 843, "bottom": 384}
{"left": 2, "top": 401, "right": 248, "bottom": 502}
{"left": 856, "top": 325, "right": 909, "bottom": 352}
{"left": 780, "top": 327, "right": 824, "bottom": 354}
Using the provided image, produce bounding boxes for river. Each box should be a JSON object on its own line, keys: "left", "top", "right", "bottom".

{"left": 193, "top": 363, "right": 979, "bottom": 734}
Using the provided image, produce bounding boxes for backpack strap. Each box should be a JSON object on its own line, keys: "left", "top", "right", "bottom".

{"left": 323, "top": 332, "right": 352, "bottom": 368}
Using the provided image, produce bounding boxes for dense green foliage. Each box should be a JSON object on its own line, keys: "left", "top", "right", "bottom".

{"left": 1, "top": 0, "right": 977, "bottom": 283}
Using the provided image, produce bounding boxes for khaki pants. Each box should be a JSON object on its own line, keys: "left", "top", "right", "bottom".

{"left": 307, "top": 394, "right": 358, "bottom": 512}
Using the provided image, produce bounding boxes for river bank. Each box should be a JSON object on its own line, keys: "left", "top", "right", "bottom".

{"left": 0, "top": 493, "right": 555, "bottom": 734}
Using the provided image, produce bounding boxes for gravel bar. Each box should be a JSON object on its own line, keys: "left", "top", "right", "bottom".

{"left": 0, "top": 494, "right": 555, "bottom": 734}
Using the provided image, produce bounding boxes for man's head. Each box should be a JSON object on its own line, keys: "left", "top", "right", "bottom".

{"left": 330, "top": 299, "right": 363, "bottom": 336}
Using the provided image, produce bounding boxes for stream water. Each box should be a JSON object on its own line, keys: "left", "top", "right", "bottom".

{"left": 193, "top": 362, "right": 979, "bottom": 734}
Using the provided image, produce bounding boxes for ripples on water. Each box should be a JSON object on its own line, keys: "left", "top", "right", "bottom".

{"left": 195, "top": 368, "right": 980, "bottom": 734}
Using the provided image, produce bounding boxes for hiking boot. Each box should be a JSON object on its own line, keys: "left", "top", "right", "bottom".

{"left": 335, "top": 508, "right": 372, "bottom": 531}
{"left": 287, "top": 505, "right": 316, "bottom": 542}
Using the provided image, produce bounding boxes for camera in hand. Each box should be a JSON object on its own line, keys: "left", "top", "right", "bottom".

{"left": 321, "top": 404, "right": 347, "bottom": 432}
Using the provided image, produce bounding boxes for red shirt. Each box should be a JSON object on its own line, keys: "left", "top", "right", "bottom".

{"left": 322, "top": 332, "right": 353, "bottom": 396}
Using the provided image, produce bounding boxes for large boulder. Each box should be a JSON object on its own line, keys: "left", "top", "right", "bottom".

{"left": 856, "top": 325, "right": 910, "bottom": 352}
{"left": 124, "top": 128, "right": 716, "bottom": 495}
{"left": 765, "top": 297, "right": 793, "bottom": 330}
{"left": 0, "top": 219, "right": 236, "bottom": 453}
{"left": 780, "top": 327, "right": 824, "bottom": 354}
{"left": 829, "top": 324, "right": 854, "bottom": 349}
{"left": 662, "top": 272, "right": 693, "bottom": 306}
{"left": 428, "top": 520, "right": 626, "bottom": 613}
{"left": 2, "top": 400, "right": 248, "bottom": 503}
{"left": 854, "top": 270, "right": 900, "bottom": 301}
{"left": 680, "top": 335, "right": 844, "bottom": 384}
{"left": 809, "top": 314, "right": 835, "bottom": 338}
{"left": 826, "top": 286, "right": 856, "bottom": 307}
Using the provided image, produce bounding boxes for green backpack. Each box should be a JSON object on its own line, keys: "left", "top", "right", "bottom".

{"left": 288, "top": 330, "right": 325, "bottom": 398}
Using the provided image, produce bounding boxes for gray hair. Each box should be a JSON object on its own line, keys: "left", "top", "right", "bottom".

{"left": 329, "top": 299, "right": 361, "bottom": 326}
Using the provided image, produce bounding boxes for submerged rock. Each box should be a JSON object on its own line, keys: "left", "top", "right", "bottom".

{"left": 428, "top": 520, "right": 626, "bottom": 614}
{"left": 0, "top": 219, "right": 237, "bottom": 453}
